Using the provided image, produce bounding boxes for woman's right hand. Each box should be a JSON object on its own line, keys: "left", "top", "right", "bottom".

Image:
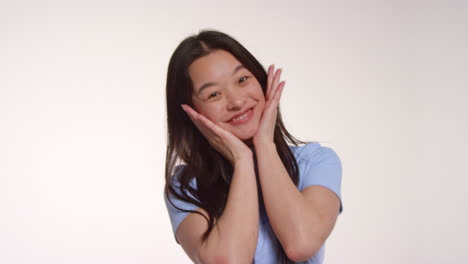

{"left": 181, "top": 104, "right": 253, "bottom": 165}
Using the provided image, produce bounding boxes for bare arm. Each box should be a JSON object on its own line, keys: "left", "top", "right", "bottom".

{"left": 178, "top": 105, "right": 259, "bottom": 264}
{"left": 176, "top": 157, "right": 259, "bottom": 264}
{"left": 251, "top": 65, "right": 340, "bottom": 262}
{"left": 254, "top": 142, "right": 340, "bottom": 262}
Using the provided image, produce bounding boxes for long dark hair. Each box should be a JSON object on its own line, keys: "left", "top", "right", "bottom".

{"left": 164, "top": 29, "right": 308, "bottom": 263}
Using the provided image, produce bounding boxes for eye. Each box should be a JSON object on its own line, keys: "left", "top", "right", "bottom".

{"left": 239, "top": 76, "right": 250, "bottom": 83}
{"left": 208, "top": 92, "right": 220, "bottom": 99}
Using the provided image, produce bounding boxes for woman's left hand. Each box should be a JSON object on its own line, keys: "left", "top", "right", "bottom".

{"left": 253, "top": 64, "right": 285, "bottom": 146}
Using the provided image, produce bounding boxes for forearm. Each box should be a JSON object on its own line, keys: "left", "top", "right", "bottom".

{"left": 255, "top": 142, "right": 322, "bottom": 253}
{"left": 200, "top": 157, "right": 259, "bottom": 264}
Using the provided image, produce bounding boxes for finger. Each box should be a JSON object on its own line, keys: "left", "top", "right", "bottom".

{"left": 181, "top": 104, "right": 196, "bottom": 121}
{"left": 185, "top": 109, "right": 208, "bottom": 135}
{"left": 270, "top": 68, "right": 282, "bottom": 101}
{"left": 265, "top": 80, "right": 285, "bottom": 109}
{"left": 197, "top": 113, "right": 228, "bottom": 138}
{"left": 266, "top": 64, "right": 274, "bottom": 99}
{"left": 182, "top": 105, "right": 217, "bottom": 138}
{"left": 191, "top": 114, "right": 218, "bottom": 137}
{"left": 182, "top": 104, "right": 200, "bottom": 120}
{"left": 182, "top": 104, "right": 231, "bottom": 141}
{"left": 272, "top": 81, "right": 285, "bottom": 105}
{"left": 194, "top": 118, "right": 224, "bottom": 147}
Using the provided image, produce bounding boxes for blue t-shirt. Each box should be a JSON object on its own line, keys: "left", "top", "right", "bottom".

{"left": 164, "top": 142, "right": 343, "bottom": 264}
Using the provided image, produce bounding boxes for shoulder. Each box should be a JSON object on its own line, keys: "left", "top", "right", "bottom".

{"left": 169, "top": 164, "right": 197, "bottom": 187}
{"left": 171, "top": 164, "right": 187, "bottom": 183}
{"left": 165, "top": 164, "right": 198, "bottom": 205}
{"left": 289, "top": 142, "right": 343, "bottom": 212}
{"left": 289, "top": 142, "right": 341, "bottom": 167}
{"left": 164, "top": 164, "right": 200, "bottom": 237}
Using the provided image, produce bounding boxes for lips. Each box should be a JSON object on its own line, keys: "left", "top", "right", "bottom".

{"left": 228, "top": 107, "right": 254, "bottom": 125}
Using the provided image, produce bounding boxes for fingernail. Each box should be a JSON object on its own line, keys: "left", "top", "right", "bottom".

{"left": 181, "top": 104, "right": 186, "bottom": 111}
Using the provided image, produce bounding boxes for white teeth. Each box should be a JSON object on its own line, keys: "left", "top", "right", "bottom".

{"left": 232, "top": 111, "right": 249, "bottom": 121}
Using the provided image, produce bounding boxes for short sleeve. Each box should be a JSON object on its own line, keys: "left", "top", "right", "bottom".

{"left": 295, "top": 143, "right": 343, "bottom": 214}
{"left": 164, "top": 165, "right": 200, "bottom": 243}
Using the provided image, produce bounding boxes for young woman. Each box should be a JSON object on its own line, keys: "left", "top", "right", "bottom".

{"left": 164, "top": 30, "right": 343, "bottom": 264}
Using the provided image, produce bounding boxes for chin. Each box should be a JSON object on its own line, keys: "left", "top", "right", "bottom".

{"left": 234, "top": 126, "right": 258, "bottom": 141}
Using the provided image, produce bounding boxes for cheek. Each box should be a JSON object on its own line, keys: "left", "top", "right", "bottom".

{"left": 257, "top": 100, "right": 266, "bottom": 116}
{"left": 194, "top": 103, "right": 224, "bottom": 123}
{"left": 253, "top": 82, "right": 266, "bottom": 102}
{"left": 257, "top": 90, "right": 266, "bottom": 107}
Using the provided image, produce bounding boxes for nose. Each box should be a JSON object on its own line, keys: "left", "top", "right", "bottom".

{"left": 226, "top": 88, "right": 246, "bottom": 111}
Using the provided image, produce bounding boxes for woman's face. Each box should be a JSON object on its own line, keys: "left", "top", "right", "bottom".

{"left": 189, "top": 49, "right": 265, "bottom": 141}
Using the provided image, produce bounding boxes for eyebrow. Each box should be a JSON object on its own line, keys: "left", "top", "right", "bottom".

{"left": 196, "top": 64, "right": 246, "bottom": 95}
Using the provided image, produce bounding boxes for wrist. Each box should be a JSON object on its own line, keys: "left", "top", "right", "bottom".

{"left": 233, "top": 152, "right": 254, "bottom": 168}
{"left": 253, "top": 137, "right": 275, "bottom": 149}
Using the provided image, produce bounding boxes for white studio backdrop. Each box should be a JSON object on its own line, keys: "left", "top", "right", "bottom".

{"left": 1, "top": 1, "right": 467, "bottom": 263}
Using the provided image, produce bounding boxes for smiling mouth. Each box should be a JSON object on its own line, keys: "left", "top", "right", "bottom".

{"left": 228, "top": 107, "right": 254, "bottom": 125}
